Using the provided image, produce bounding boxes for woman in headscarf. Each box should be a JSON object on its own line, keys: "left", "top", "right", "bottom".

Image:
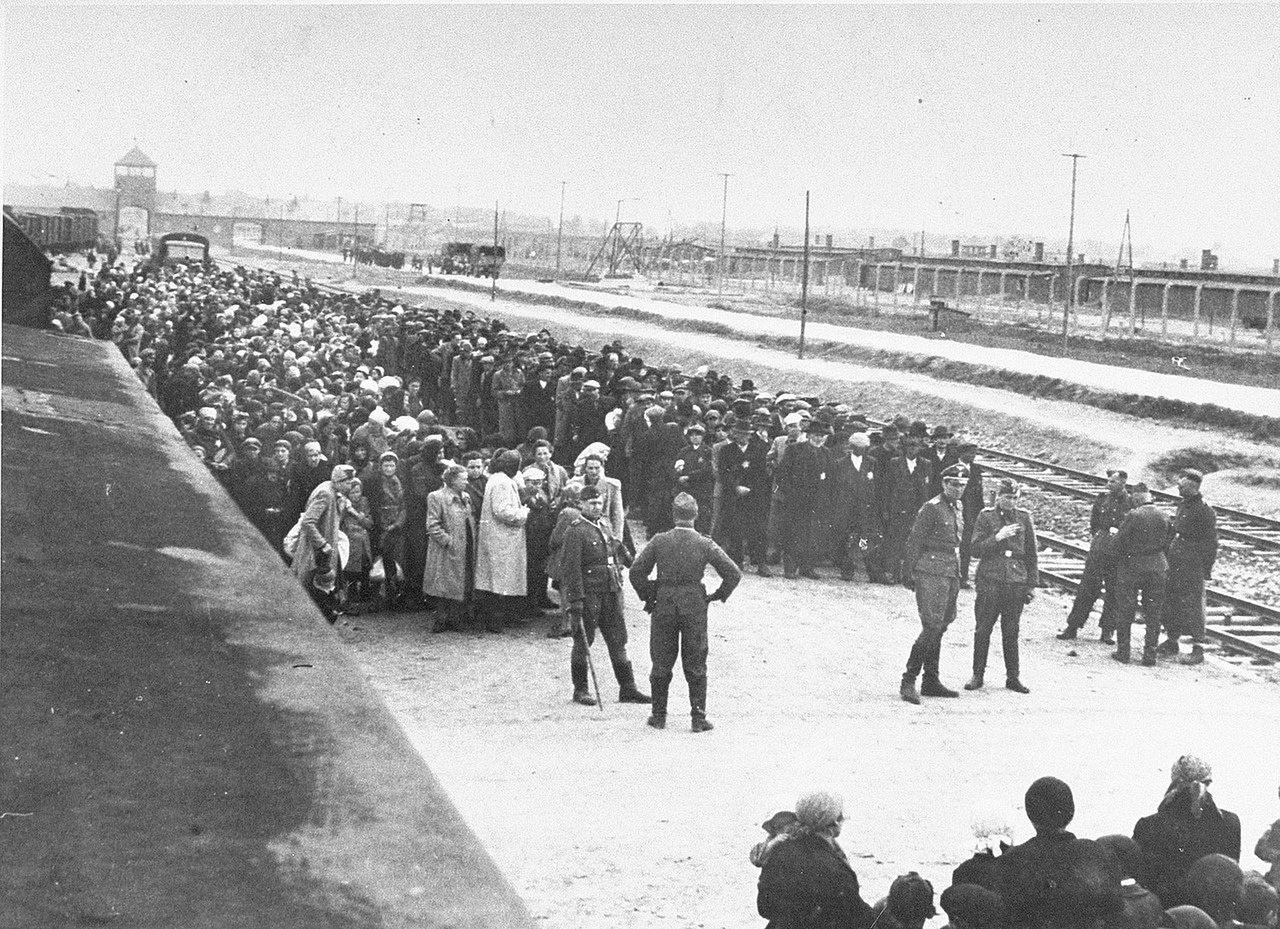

{"left": 423, "top": 464, "right": 477, "bottom": 633}
{"left": 1134, "top": 756, "right": 1242, "bottom": 907}
{"left": 292, "top": 463, "right": 357, "bottom": 623}
{"left": 364, "top": 451, "right": 408, "bottom": 609}
{"left": 756, "top": 790, "right": 873, "bottom": 929}
{"left": 474, "top": 450, "right": 530, "bottom": 632}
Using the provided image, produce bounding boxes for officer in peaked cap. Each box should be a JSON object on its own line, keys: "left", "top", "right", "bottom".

{"left": 629, "top": 492, "right": 741, "bottom": 732}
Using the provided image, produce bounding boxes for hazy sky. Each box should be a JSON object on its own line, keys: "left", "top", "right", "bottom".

{"left": 4, "top": 4, "right": 1278, "bottom": 265}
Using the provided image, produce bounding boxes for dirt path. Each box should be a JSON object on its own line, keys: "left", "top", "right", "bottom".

{"left": 338, "top": 573, "right": 1280, "bottom": 929}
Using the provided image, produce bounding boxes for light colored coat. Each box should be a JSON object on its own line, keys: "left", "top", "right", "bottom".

{"left": 422, "top": 486, "right": 475, "bottom": 601}
{"left": 475, "top": 472, "right": 529, "bottom": 596}
{"left": 291, "top": 481, "right": 346, "bottom": 582}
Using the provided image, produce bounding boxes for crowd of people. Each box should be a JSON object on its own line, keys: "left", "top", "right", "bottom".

{"left": 47, "top": 246, "right": 1220, "bottom": 715}
{"left": 752, "top": 759, "right": 1279, "bottom": 929}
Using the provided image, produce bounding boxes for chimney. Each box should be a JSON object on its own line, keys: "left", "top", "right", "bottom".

{"left": 1201, "top": 249, "right": 1218, "bottom": 271}
{"left": 772, "top": 229, "right": 780, "bottom": 249}
{"left": 825, "top": 234, "right": 833, "bottom": 249}
{"left": 1033, "top": 241, "right": 1045, "bottom": 261}
{"left": 1273, "top": 258, "right": 1279, "bottom": 275}
{"left": 815, "top": 233, "right": 821, "bottom": 246}
{"left": 989, "top": 244, "right": 997, "bottom": 259}
{"left": 1180, "top": 258, "right": 1189, "bottom": 270}
{"left": 951, "top": 239, "right": 961, "bottom": 257}
{"left": 868, "top": 236, "right": 875, "bottom": 248}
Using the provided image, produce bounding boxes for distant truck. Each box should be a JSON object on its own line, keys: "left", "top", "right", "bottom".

{"left": 437, "top": 242, "right": 506, "bottom": 278}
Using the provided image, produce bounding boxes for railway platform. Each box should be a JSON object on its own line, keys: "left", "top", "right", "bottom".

{"left": 0, "top": 324, "right": 534, "bottom": 929}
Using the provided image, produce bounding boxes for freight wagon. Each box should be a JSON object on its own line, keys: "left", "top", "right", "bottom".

{"left": 2, "top": 206, "right": 99, "bottom": 253}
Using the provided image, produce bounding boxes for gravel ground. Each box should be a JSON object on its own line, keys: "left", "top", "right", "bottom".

{"left": 335, "top": 568, "right": 1280, "bottom": 929}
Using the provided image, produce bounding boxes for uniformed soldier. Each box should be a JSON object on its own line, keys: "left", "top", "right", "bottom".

{"left": 1057, "top": 469, "right": 1132, "bottom": 642}
{"left": 629, "top": 493, "right": 742, "bottom": 732}
{"left": 1111, "top": 482, "right": 1170, "bottom": 666}
{"left": 1162, "top": 469, "right": 1218, "bottom": 665}
{"left": 900, "top": 463, "right": 969, "bottom": 704}
{"left": 560, "top": 485, "right": 651, "bottom": 705}
{"left": 965, "top": 479, "right": 1038, "bottom": 694}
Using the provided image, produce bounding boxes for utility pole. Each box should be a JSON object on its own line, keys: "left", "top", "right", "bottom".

{"left": 384, "top": 203, "right": 390, "bottom": 248}
{"left": 717, "top": 172, "right": 732, "bottom": 297}
{"left": 491, "top": 200, "right": 499, "bottom": 302}
{"left": 352, "top": 204, "right": 359, "bottom": 279}
{"left": 798, "top": 190, "right": 811, "bottom": 359}
{"left": 1062, "top": 153, "right": 1085, "bottom": 353}
{"left": 555, "top": 180, "right": 566, "bottom": 278}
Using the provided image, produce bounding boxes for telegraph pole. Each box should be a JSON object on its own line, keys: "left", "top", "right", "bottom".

{"left": 1062, "top": 153, "right": 1085, "bottom": 353}
{"left": 491, "top": 200, "right": 499, "bottom": 302}
{"left": 352, "top": 203, "right": 359, "bottom": 280}
{"left": 717, "top": 172, "right": 732, "bottom": 297}
{"left": 798, "top": 190, "right": 811, "bottom": 359}
{"left": 555, "top": 180, "right": 566, "bottom": 278}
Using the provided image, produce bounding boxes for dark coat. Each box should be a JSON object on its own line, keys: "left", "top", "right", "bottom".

{"left": 830, "top": 451, "right": 879, "bottom": 538}
{"left": 882, "top": 456, "right": 934, "bottom": 525}
{"left": 757, "top": 834, "right": 874, "bottom": 929}
{"left": 775, "top": 441, "right": 827, "bottom": 516}
{"left": 996, "top": 831, "right": 1122, "bottom": 929}
{"left": 519, "top": 372, "right": 557, "bottom": 436}
{"left": 1168, "top": 493, "right": 1217, "bottom": 579}
{"left": 716, "top": 436, "right": 771, "bottom": 519}
{"left": 1087, "top": 490, "right": 1132, "bottom": 556}
{"left": 1115, "top": 503, "right": 1171, "bottom": 574}
{"left": 1133, "top": 791, "right": 1241, "bottom": 906}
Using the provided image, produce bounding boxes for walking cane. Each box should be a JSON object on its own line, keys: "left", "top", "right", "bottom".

{"left": 572, "top": 611, "right": 604, "bottom": 711}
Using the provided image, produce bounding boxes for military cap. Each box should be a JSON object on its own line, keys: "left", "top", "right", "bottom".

{"left": 941, "top": 463, "right": 970, "bottom": 481}
{"left": 1106, "top": 469, "right": 1128, "bottom": 480}
{"left": 1182, "top": 469, "right": 1204, "bottom": 484}
{"left": 672, "top": 492, "right": 699, "bottom": 519}
{"left": 1132, "top": 481, "right": 1150, "bottom": 494}
{"left": 995, "top": 478, "right": 1020, "bottom": 497}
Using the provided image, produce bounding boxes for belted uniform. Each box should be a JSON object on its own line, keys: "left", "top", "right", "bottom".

{"left": 629, "top": 527, "right": 741, "bottom": 721}
{"left": 969, "top": 505, "right": 1039, "bottom": 683}
{"left": 1063, "top": 489, "right": 1132, "bottom": 634}
{"left": 902, "top": 494, "right": 964, "bottom": 686}
{"left": 560, "top": 514, "right": 646, "bottom": 700}
{"left": 1164, "top": 492, "right": 1217, "bottom": 642}
{"left": 1112, "top": 502, "right": 1170, "bottom": 660}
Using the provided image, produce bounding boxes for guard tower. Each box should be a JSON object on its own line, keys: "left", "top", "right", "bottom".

{"left": 113, "top": 145, "right": 157, "bottom": 238}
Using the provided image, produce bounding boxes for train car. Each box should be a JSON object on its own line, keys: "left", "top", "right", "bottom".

{"left": 472, "top": 245, "right": 506, "bottom": 278}
{"left": 147, "top": 231, "right": 211, "bottom": 270}
{"left": 438, "top": 242, "right": 474, "bottom": 274}
{"left": 3, "top": 206, "right": 99, "bottom": 254}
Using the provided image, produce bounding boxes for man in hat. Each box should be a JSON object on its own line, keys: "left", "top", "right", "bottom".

{"left": 900, "top": 463, "right": 969, "bottom": 704}
{"left": 629, "top": 493, "right": 741, "bottom": 732}
{"left": 925, "top": 425, "right": 957, "bottom": 498}
{"left": 832, "top": 431, "right": 886, "bottom": 583}
{"left": 555, "top": 365, "right": 586, "bottom": 456}
{"left": 774, "top": 418, "right": 831, "bottom": 579}
{"left": 1162, "top": 469, "right": 1218, "bottom": 665}
{"left": 714, "top": 418, "right": 771, "bottom": 572}
{"left": 1111, "top": 482, "right": 1170, "bottom": 666}
{"left": 883, "top": 434, "right": 936, "bottom": 585}
{"left": 966, "top": 478, "right": 1037, "bottom": 694}
{"left": 519, "top": 350, "right": 558, "bottom": 438}
{"left": 1058, "top": 469, "right": 1133, "bottom": 642}
{"left": 560, "top": 485, "right": 651, "bottom": 706}
{"left": 672, "top": 422, "right": 715, "bottom": 534}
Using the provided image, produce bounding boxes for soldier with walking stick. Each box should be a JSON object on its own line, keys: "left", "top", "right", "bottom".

{"left": 629, "top": 493, "right": 742, "bottom": 732}
{"left": 560, "top": 485, "right": 652, "bottom": 707}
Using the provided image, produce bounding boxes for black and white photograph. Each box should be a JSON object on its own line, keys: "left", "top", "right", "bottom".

{"left": 3, "top": 4, "right": 1279, "bottom": 928}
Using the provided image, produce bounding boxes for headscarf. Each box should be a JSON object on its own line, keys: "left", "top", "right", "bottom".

{"left": 573, "top": 441, "right": 611, "bottom": 476}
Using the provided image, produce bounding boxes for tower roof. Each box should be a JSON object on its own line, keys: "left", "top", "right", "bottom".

{"left": 116, "top": 145, "right": 156, "bottom": 168}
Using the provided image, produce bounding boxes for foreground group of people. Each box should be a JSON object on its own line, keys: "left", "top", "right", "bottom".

{"left": 56, "top": 248, "right": 1225, "bottom": 718}
{"left": 753, "top": 758, "right": 1280, "bottom": 929}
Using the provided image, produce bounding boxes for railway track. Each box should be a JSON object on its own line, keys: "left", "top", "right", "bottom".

{"left": 1036, "top": 531, "right": 1280, "bottom": 667}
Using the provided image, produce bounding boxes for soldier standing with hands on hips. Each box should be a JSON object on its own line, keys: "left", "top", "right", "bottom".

{"left": 965, "top": 479, "right": 1037, "bottom": 694}
{"left": 900, "top": 463, "right": 969, "bottom": 705}
{"left": 629, "top": 493, "right": 741, "bottom": 732}
{"left": 560, "top": 485, "right": 651, "bottom": 706}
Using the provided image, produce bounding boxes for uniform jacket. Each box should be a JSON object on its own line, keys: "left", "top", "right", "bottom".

{"left": 1168, "top": 493, "right": 1217, "bottom": 578}
{"left": 757, "top": 834, "right": 874, "bottom": 929}
{"left": 566, "top": 475, "right": 625, "bottom": 540}
{"left": 474, "top": 472, "right": 529, "bottom": 596}
{"left": 903, "top": 494, "right": 964, "bottom": 579}
{"left": 629, "top": 526, "right": 741, "bottom": 613}
{"left": 422, "top": 486, "right": 475, "bottom": 601}
{"left": 970, "top": 505, "right": 1040, "bottom": 586}
{"left": 559, "top": 515, "right": 629, "bottom": 607}
{"left": 1088, "top": 490, "right": 1132, "bottom": 556}
{"left": 1115, "top": 503, "right": 1171, "bottom": 574}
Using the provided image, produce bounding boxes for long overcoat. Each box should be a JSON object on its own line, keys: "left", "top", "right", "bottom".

{"left": 423, "top": 486, "right": 476, "bottom": 601}
{"left": 474, "top": 472, "right": 529, "bottom": 596}
{"left": 291, "top": 480, "right": 346, "bottom": 582}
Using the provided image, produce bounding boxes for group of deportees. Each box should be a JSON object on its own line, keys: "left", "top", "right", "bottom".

{"left": 751, "top": 758, "right": 1280, "bottom": 929}
{"left": 62, "top": 249, "right": 1218, "bottom": 724}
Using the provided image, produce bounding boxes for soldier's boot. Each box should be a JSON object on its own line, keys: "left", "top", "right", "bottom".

{"left": 570, "top": 660, "right": 594, "bottom": 706}
{"left": 899, "top": 673, "right": 921, "bottom": 705}
{"left": 1143, "top": 620, "right": 1164, "bottom": 666}
{"left": 648, "top": 676, "right": 670, "bottom": 728}
{"left": 614, "top": 661, "right": 652, "bottom": 704}
{"left": 964, "top": 672, "right": 984, "bottom": 691}
{"left": 921, "top": 639, "right": 959, "bottom": 698}
{"left": 1056, "top": 624, "right": 1079, "bottom": 641}
{"left": 1111, "top": 624, "right": 1132, "bottom": 663}
{"left": 689, "top": 679, "right": 713, "bottom": 732}
{"left": 1155, "top": 637, "right": 1180, "bottom": 656}
{"left": 1179, "top": 643, "right": 1205, "bottom": 666}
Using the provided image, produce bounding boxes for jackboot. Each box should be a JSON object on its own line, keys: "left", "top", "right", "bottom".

{"left": 1141, "top": 647, "right": 1158, "bottom": 667}
{"left": 650, "top": 676, "right": 671, "bottom": 720}
{"left": 899, "top": 673, "right": 921, "bottom": 705}
{"left": 964, "top": 672, "right": 984, "bottom": 691}
{"left": 570, "top": 660, "right": 594, "bottom": 705}
{"left": 1005, "top": 679, "right": 1031, "bottom": 694}
{"left": 1056, "top": 626, "right": 1079, "bottom": 641}
{"left": 1179, "top": 644, "right": 1205, "bottom": 666}
{"left": 1112, "top": 625, "right": 1132, "bottom": 663}
{"left": 1156, "top": 638, "right": 1179, "bottom": 656}
{"left": 614, "top": 661, "right": 652, "bottom": 703}
{"left": 921, "top": 675, "right": 960, "bottom": 698}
